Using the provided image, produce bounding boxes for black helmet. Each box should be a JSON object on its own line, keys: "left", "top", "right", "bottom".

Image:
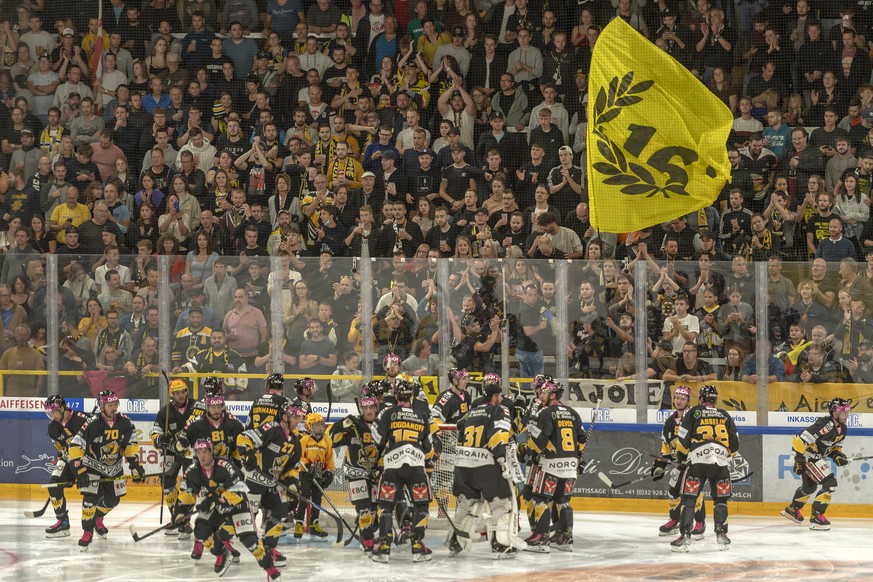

{"left": 394, "top": 378, "right": 415, "bottom": 402}
{"left": 698, "top": 384, "right": 718, "bottom": 404}
{"left": 266, "top": 373, "right": 285, "bottom": 393}
{"left": 203, "top": 377, "right": 224, "bottom": 397}
{"left": 45, "top": 394, "right": 66, "bottom": 414}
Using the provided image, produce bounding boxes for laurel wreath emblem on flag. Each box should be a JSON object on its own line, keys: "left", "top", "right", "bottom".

{"left": 590, "top": 71, "right": 719, "bottom": 199}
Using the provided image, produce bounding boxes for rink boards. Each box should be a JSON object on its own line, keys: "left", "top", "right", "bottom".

{"left": 1, "top": 397, "right": 871, "bottom": 517}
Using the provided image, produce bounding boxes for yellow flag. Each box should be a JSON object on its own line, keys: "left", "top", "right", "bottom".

{"left": 586, "top": 17, "right": 732, "bottom": 233}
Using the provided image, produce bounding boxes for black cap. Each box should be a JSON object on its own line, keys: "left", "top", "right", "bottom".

{"left": 20, "top": 128, "right": 33, "bottom": 136}
{"left": 489, "top": 110, "right": 505, "bottom": 120}
{"left": 453, "top": 26, "right": 464, "bottom": 36}
{"left": 447, "top": 127, "right": 461, "bottom": 136}
{"left": 102, "top": 223, "right": 121, "bottom": 237}
{"left": 245, "top": 72, "right": 260, "bottom": 84}
{"left": 188, "top": 306, "right": 203, "bottom": 314}
{"left": 656, "top": 340, "right": 673, "bottom": 352}
{"left": 698, "top": 229, "right": 714, "bottom": 240}
{"left": 65, "top": 225, "right": 79, "bottom": 234}
{"left": 257, "top": 50, "right": 271, "bottom": 59}
{"left": 418, "top": 148, "right": 435, "bottom": 157}
{"left": 382, "top": 149, "right": 398, "bottom": 161}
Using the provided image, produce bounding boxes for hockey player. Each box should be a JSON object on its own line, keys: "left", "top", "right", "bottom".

{"left": 246, "top": 373, "right": 289, "bottom": 430}
{"left": 185, "top": 376, "right": 226, "bottom": 426}
{"left": 449, "top": 380, "right": 520, "bottom": 559}
{"left": 328, "top": 394, "right": 381, "bottom": 553}
{"left": 370, "top": 378, "right": 435, "bottom": 563}
{"left": 672, "top": 384, "right": 740, "bottom": 552}
{"left": 69, "top": 390, "right": 145, "bottom": 551}
{"left": 293, "top": 412, "right": 335, "bottom": 541}
{"left": 781, "top": 397, "right": 851, "bottom": 531}
{"left": 518, "top": 374, "right": 550, "bottom": 531}
{"left": 293, "top": 377, "right": 318, "bottom": 415}
{"left": 652, "top": 385, "right": 707, "bottom": 539}
{"left": 174, "top": 439, "right": 281, "bottom": 580}
{"left": 177, "top": 393, "right": 244, "bottom": 464}
{"left": 430, "top": 368, "right": 471, "bottom": 425}
{"left": 44, "top": 395, "right": 92, "bottom": 538}
{"left": 525, "top": 380, "right": 586, "bottom": 552}
{"left": 150, "top": 378, "right": 195, "bottom": 538}
{"left": 236, "top": 401, "right": 304, "bottom": 566}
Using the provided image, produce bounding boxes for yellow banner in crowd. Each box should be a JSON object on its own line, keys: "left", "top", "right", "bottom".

{"left": 586, "top": 17, "right": 732, "bottom": 232}
{"left": 768, "top": 383, "right": 873, "bottom": 413}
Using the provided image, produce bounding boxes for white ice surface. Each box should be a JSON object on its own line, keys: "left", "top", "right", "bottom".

{"left": 2, "top": 500, "right": 873, "bottom": 581}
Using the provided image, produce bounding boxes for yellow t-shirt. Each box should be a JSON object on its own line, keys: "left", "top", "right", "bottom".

{"left": 50, "top": 203, "right": 92, "bottom": 245}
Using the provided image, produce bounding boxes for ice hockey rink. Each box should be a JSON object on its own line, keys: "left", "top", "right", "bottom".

{"left": 2, "top": 501, "right": 873, "bottom": 581}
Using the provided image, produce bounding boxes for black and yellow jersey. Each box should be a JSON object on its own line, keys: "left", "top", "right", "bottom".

{"left": 372, "top": 403, "right": 433, "bottom": 470}
{"left": 69, "top": 413, "right": 138, "bottom": 477}
{"left": 792, "top": 415, "right": 847, "bottom": 460}
{"left": 454, "top": 403, "right": 511, "bottom": 468}
{"left": 237, "top": 421, "right": 301, "bottom": 488}
{"left": 676, "top": 404, "right": 740, "bottom": 467}
{"left": 329, "top": 415, "right": 380, "bottom": 479}
{"left": 48, "top": 410, "right": 91, "bottom": 462}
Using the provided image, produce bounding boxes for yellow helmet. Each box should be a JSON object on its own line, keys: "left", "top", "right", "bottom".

{"left": 169, "top": 379, "right": 188, "bottom": 393}
{"left": 305, "top": 412, "right": 325, "bottom": 429}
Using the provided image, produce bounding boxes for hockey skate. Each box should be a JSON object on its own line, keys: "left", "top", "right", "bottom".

{"left": 45, "top": 516, "right": 71, "bottom": 538}
{"left": 809, "top": 512, "right": 831, "bottom": 531}
{"left": 411, "top": 538, "right": 433, "bottom": 562}
{"left": 549, "top": 530, "right": 573, "bottom": 552}
{"left": 360, "top": 537, "right": 374, "bottom": 554}
{"left": 222, "top": 540, "right": 241, "bottom": 563}
{"left": 95, "top": 517, "right": 109, "bottom": 539}
{"left": 177, "top": 523, "right": 192, "bottom": 541}
{"left": 395, "top": 523, "right": 412, "bottom": 548}
{"left": 658, "top": 518, "right": 679, "bottom": 537}
{"left": 715, "top": 528, "right": 730, "bottom": 550}
{"left": 491, "top": 537, "right": 519, "bottom": 559}
{"left": 191, "top": 540, "right": 204, "bottom": 560}
{"left": 270, "top": 548, "right": 287, "bottom": 567}
{"left": 522, "top": 532, "right": 551, "bottom": 553}
{"left": 370, "top": 539, "right": 390, "bottom": 563}
{"left": 78, "top": 530, "right": 93, "bottom": 552}
{"left": 266, "top": 566, "right": 282, "bottom": 580}
{"left": 214, "top": 549, "right": 232, "bottom": 576}
{"left": 670, "top": 533, "right": 691, "bottom": 553}
{"left": 293, "top": 521, "right": 304, "bottom": 541}
{"left": 691, "top": 521, "right": 706, "bottom": 540}
{"left": 781, "top": 506, "right": 804, "bottom": 524}
{"left": 309, "top": 521, "right": 329, "bottom": 542}
{"left": 164, "top": 524, "right": 179, "bottom": 536}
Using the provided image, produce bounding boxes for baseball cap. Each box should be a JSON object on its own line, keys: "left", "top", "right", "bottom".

{"left": 418, "top": 148, "right": 435, "bottom": 157}
{"left": 861, "top": 338, "right": 873, "bottom": 348}
{"left": 245, "top": 72, "right": 260, "bottom": 84}
{"left": 862, "top": 108, "right": 873, "bottom": 124}
{"left": 453, "top": 26, "right": 464, "bottom": 36}
{"left": 489, "top": 110, "right": 505, "bottom": 120}
{"left": 656, "top": 340, "right": 673, "bottom": 352}
{"left": 102, "top": 223, "right": 121, "bottom": 237}
{"left": 257, "top": 50, "right": 271, "bottom": 59}
{"left": 382, "top": 149, "right": 398, "bottom": 161}
{"left": 62, "top": 28, "right": 75, "bottom": 37}
{"left": 475, "top": 207, "right": 489, "bottom": 216}
{"left": 447, "top": 126, "right": 461, "bottom": 136}
{"left": 558, "top": 145, "right": 573, "bottom": 154}
{"left": 20, "top": 128, "right": 33, "bottom": 136}
{"left": 65, "top": 225, "right": 79, "bottom": 234}
{"left": 361, "top": 171, "right": 376, "bottom": 179}
{"left": 188, "top": 306, "right": 203, "bottom": 315}
{"left": 698, "top": 229, "right": 715, "bottom": 240}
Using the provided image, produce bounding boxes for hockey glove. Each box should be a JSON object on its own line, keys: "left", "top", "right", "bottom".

{"left": 651, "top": 459, "right": 668, "bottom": 481}
{"left": 129, "top": 459, "right": 146, "bottom": 483}
{"left": 342, "top": 416, "right": 355, "bottom": 429}
{"left": 830, "top": 450, "right": 849, "bottom": 467}
{"left": 497, "top": 457, "right": 513, "bottom": 481}
{"left": 216, "top": 500, "right": 235, "bottom": 516}
{"left": 175, "top": 433, "right": 190, "bottom": 453}
{"left": 197, "top": 493, "right": 218, "bottom": 514}
{"left": 318, "top": 470, "right": 334, "bottom": 488}
{"left": 76, "top": 466, "right": 91, "bottom": 490}
{"left": 793, "top": 454, "right": 806, "bottom": 475}
{"left": 243, "top": 449, "right": 258, "bottom": 472}
{"left": 285, "top": 476, "right": 300, "bottom": 496}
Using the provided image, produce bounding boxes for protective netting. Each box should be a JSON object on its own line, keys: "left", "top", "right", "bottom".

{"left": 323, "top": 426, "right": 459, "bottom": 523}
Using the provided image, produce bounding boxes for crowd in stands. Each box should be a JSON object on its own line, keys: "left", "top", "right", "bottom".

{"left": 0, "top": 0, "right": 872, "bottom": 403}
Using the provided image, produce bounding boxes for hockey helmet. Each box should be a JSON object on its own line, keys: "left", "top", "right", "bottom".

{"left": 448, "top": 367, "right": 469, "bottom": 383}
{"left": 483, "top": 381, "right": 502, "bottom": 397}
{"left": 673, "top": 385, "right": 692, "bottom": 401}
{"left": 394, "top": 378, "right": 416, "bottom": 402}
{"left": 305, "top": 412, "right": 325, "bottom": 430}
{"left": 285, "top": 399, "right": 307, "bottom": 418}
{"left": 193, "top": 439, "right": 213, "bottom": 452}
{"left": 542, "top": 381, "right": 564, "bottom": 399}
{"left": 203, "top": 377, "right": 224, "bottom": 396}
{"left": 266, "top": 373, "right": 285, "bottom": 393}
{"left": 295, "top": 377, "right": 317, "bottom": 395}
{"left": 97, "top": 390, "right": 119, "bottom": 407}
{"left": 169, "top": 378, "right": 188, "bottom": 393}
{"left": 359, "top": 396, "right": 379, "bottom": 408}
{"left": 482, "top": 372, "right": 501, "bottom": 386}
{"left": 45, "top": 394, "right": 66, "bottom": 413}
{"left": 698, "top": 384, "right": 718, "bottom": 404}
{"left": 829, "top": 398, "right": 851, "bottom": 415}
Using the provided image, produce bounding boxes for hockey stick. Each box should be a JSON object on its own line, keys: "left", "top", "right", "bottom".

{"left": 129, "top": 512, "right": 194, "bottom": 542}
{"left": 310, "top": 477, "right": 358, "bottom": 544}
{"left": 577, "top": 399, "right": 602, "bottom": 469}
{"left": 23, "top": 497, "right": 51, "bottom": 518}
{"left": 600, "top": 469, "right": 756, "bottom": 490}
{"left": 287, "top": 489, "right": 343, "bottom": 545}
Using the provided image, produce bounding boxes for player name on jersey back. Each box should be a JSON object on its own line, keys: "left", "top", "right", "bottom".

{"left": 383, "top": 443, "right": 425, "bottom": 469}
{"left": 455, "top": 446, "right": 496, "bottom": 468}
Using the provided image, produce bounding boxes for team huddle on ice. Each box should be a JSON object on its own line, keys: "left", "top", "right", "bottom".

{"left": 39, "top": 355, "right": 852, "bottom": 577}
